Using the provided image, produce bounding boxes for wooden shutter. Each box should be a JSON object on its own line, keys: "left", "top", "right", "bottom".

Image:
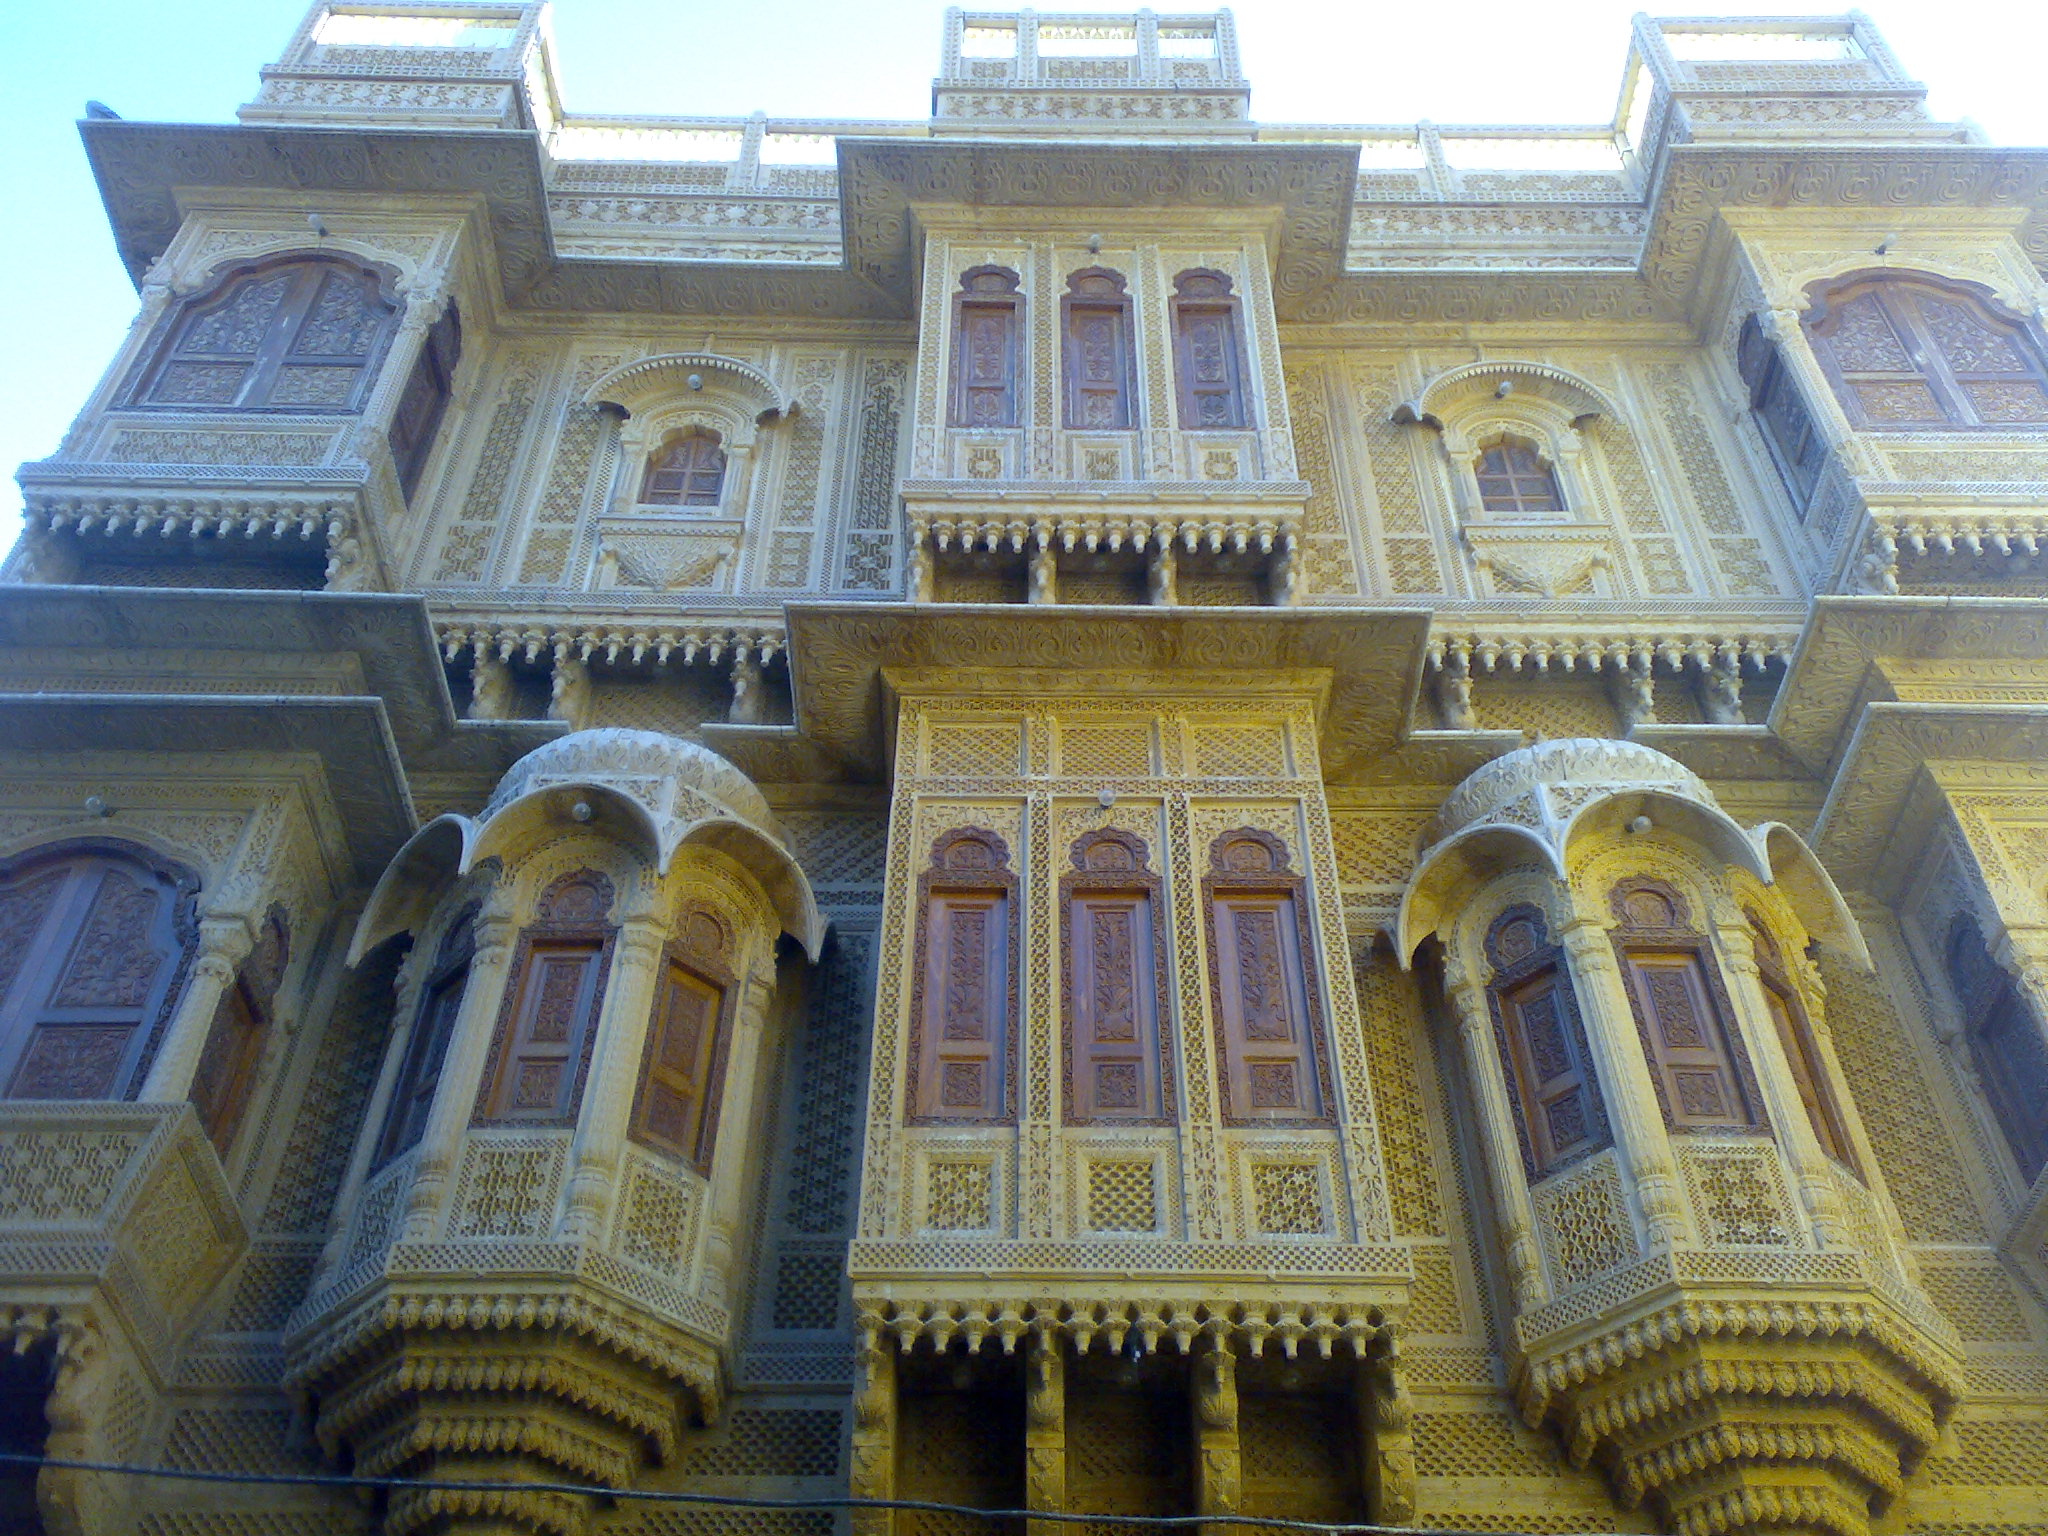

{"left": 640, "top": 432, "right": 728, "bottom": 506}
{"left": 0, "top": 853, "right": 189, "bottom": 1102}
{"left": 189, "top": 983, "right": 267, "bottom": 1154}
{"left": 1474, "top": 442, "right": 1564, "bottom": 515}
{"left": 375, "top": 936, "right": 472, "bottom": 1167}
{"left": 632, "top": 960, "right": 728, "bottom": 1172}
{"left": 1758, "top": 974, "right": 1855, "bottom": 1171}
{"left": 949, "top": 267, "right": 1024, "bottom": 430}
{"left": 912, "top": 891, "right": 1010, "bottom": 1119}
{"left": 1622, "top": 949, "right": 1756, "bottom": 1131}
{"left": 480, "top": 939, "right": 605, "bottom": 1123}
{"left": 1737, "top": 315, "right": 1826, "bottom": 513}
{"left": 1809, "top": 285, "right": 1955, "bottom": 426}
{"left": 1171, "top": 271, "right": 1249, "bottom": 430}
{"left": 1068, "top": 890, "right": 1161, "bottom": 1120}
{"left": 1211, "top": 892, "right": 1323, "bottom": 1121}
{"left": 1500, "top": 966, "right": 1600, "bottom": 1172}
{"left": 1062, "top": 270, "right": 1136, "bottom": 430}
{"left": 140, "top": 262, "right": 393, "bottom": 413}
{"left": 389, "top": 304, "right": 461, "bottom": 501}
{"left": 1949, "top": 919, "right": 2048, "bottom": 1182}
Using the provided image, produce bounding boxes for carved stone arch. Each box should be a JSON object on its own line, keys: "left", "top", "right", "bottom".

{"left": 586, "top": 352, "right": 794, "bottom": 425}
{"left": 1069, "top": 826, "right": 1151, "bottom": 874}
{"left": 1440, "top": 863, "right": 1575, "bottom": 996}
{"left": 1783, "top": 257, "right": 2041, "bottom": 332}
{"left": 173, "top": 245, "right": 407, "bottom": 307}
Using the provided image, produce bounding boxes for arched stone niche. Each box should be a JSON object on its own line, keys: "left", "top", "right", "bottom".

{"left": 584, "top": 353, "right": 796, "bottom": 592}
{"left": 1393, "top": 736, "right": 1959, "bottom": 1536}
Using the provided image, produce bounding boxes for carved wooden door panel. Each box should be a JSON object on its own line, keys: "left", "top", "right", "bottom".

{"left": 1500, "top": 967, "right": 1600, "bottom": 1171}
{"left": 912, "top": 891, "right": 1010, "bottom": 1120}
{"left": 1210, "top": 892, "right": 1323, "bottom": 1121}
{"left": 0, "top": 854, "right": 187, "bottom": 1101}
{"left": 632, "top": 960, "right": 727, "bottom": 1173}
{"left": 1068, "top": 890, "right": 1160, "bottom": 1120}
{"left": 1621, "top": 949, "right": 1756, "bottom": 1131}
{"left": 140, "top": 262, "right": 392, "bottom": 413}
{"left": 190, "top": 982, "right": 267, "bottom": 1154}
{"left": 479, "top": 940, "right": 605, "bottom": 1123}
{"left": 954, "top": 305, "right": 1020, "bottom": 428}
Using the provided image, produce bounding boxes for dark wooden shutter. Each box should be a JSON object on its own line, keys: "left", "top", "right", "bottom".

{"left": 1621, "top": 949, "right": 1756, "bottom": 1131}
{"left": 640, "top": 431, "right": 728, "bottom": 506}
{"left": 1171, "top": 271, "right": 1249, "bottom": 430}
{"left": 0, "top": 854, "right": 189, "bottom": 1101}
{"left": 1474, "top": 442, "right": 1564, "bottom": 515}
{"left": 1062, "top": 270, "right": 1136, "bottom": 430}
{"left": 1910, "top": 286, "right": 2048, "bottom": 423}
{"left": 1068, "top": 890, "right": 1160, "bottom": 1120}
{"left": 1212, "top": 892, "right": 1322, "bottom": 1121}
{"left": 1737, "top": 314, "right": 1826, "bottom": 514}
{"left": 1500, "top": 967, "right": 1599, "bottom": 1170}
{"left": 1949, "top": 919, "right": 2048, "bottom": 1182}
{"left": 140, "top": 261, "right": 394, "bottom": 413}
{"left": 375, "top": 926, "right": 473, "bottom": 1167}
{"left": 1810, "top": 285, "right": 1955, "bottom": 426}
{"left": 949, "top": 267, "right": 1024, "bottom": 430}
{"left": 1758, "top": 973, "right": 1855, "bottom": 1171}
{"left": 389, "top": 304, "right": 460, "bottom": 501}
{"left": 632, "top": 961, "right": 727, "bottom": 1172}
{"left": 190, "top": 983, "right": 268, "bottom": 1154}
{"left": 480, "top": 939, "right": 605, "bottom": 1122}
{"left": 912, "top": 891, "right": 1010, "bottom": 1120}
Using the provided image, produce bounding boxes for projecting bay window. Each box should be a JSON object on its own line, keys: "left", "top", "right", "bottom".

{"left": 949, "top": 266, "right": 1024, "bottom": 429}
{"left": 1483, "top": 905, "right": 1611, "bottom": 1177}
{"left": 1609, "top": 881, "right": 1766, "bottom": 1136}
{"left": 1204, "top": 830, "right": 1333, "bottom": 1124}
{"left": 907, "top": 830, "right": 1018, "bottom": 1124}
{"left": 1062, "top": 830, "right": 1173, "bottom": 1124}
{"left": 473, "top": 871, "right": 616, "bottom": 1126}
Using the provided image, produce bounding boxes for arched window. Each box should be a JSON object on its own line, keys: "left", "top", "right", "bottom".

{"left": 1062, "top": 830, "right": 1172, "bottom": 1123}
{"left": 1203, "top": 830, "right": 1333, "bottom": 1124}
{"left": 1474, "top": 439, "right": 1565, "bottom": 516}
{"left": 1805, "top": 273, "right": 2048, "bottom": 428}
{"left": 1747, "top": 915, "right": 1856, "bottom": 1174}
{"left": 374, "top": 909, "right": 476, "bottom": 1169}
{"left": 474, "top": 871, "right": 617, "bottom": 1126}
{"left": 1946, "top": 915, "right": 2048, "bottom": 1182}
{"left": 639, "top": 429, "right": 728, "bottom": 507}
{"left": 1062, "top": 268, "right": 1137, "bottom": 430}
{"left": 1609, "top": 881, "right": 1765, "bottom": 1135}
{"left": 0, "top": 844, "right": 197, "bottom": 1101}
{"left": 631, "top": 907, "right": 737, "bottom": 1176}
{"left": 949, "top": 266, "right": 1024, "bottom": 429}
{"left": 132, "top": 257, "right": 399, "bottom": 413}
{"left": 907, "top": 829, "right": 1018, "bottom": 1123}
{"left": 1170, "top": 270, "right": 1250, "bottom": 430}
{"left": 1483, "top": 905, "right": 1609, "bottom": 1177}
{"left": 189, "top": 908, "right": 290, "bottom": 1156}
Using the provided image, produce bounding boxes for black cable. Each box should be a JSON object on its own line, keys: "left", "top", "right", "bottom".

{"left": 0, "top": 1451, "right": 1584, "bottom": 1536}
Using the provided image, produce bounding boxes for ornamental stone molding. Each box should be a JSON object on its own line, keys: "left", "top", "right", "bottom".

{"left": 584, "top": 352, "right": 796, "bottom": 425}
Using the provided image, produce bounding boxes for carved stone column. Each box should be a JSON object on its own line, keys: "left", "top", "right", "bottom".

{"left": 559, "top": 916, "right": 667, "bottom": 1244}
{"left": 1191, "top": 1340, "right": 1241, "bottom": 1536}
{"left": 697, "top": 954, "right": 779, "bottom": 1307}
{"left": 139, "top": 914, "right": 254, "bottom": 1104}
{"left": 849, "top": 1324, "right": 899, "bottom": 1536}
{"left": 398, "top": 913, "right": 517, "bottom": 1241}
{"left": 1443, "top": 973, "right": 1549, "bottom": 1310}
{"left": 1357, "top": 1347, "right": 1415, "bottom": 1526}
{"left": 1024, "top": 1329, "right": 1066, "bottom": 1536}
{"left": 1556, "top": 913, "right": 1690, "bottom": 1249}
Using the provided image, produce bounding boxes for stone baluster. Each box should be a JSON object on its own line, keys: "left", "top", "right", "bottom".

{"left": 1443, "top": 973, "right": 1550, "bottom": 1310}
{"left": 139, "top": 915, "right": 255, "bottom": 1105}
{"left": 398, "top": 913, "right": 518, "bottom": 1241}
{"left": 558, "top": 915, "right": 668, "bottom": 1245}
{"left": 1556, "top": 913, "right": 1691, "bottom": 1249}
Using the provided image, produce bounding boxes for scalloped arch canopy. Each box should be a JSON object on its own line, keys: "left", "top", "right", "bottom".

{"left": 586, "top": 352, "right": 795, "bottom": 423}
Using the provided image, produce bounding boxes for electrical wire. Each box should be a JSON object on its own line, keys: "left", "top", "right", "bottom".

{"left": 0, "top": 1451, "right": 1593, "bottom": 1536}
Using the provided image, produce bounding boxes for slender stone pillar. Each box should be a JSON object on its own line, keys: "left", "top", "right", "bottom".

{"left": 559, "top": 915, "right": 667, "bottom": 1244}
{"left": 1024, "top": 1328, "right": 1066, "bottom": 1536}
{"left": 1191, "top": 1339, "right": 1241, "bottom": 1536}
{"left": 849, "top": 1326, "right": 898, "bottom": 1536}
{"left": 697, "top": 954, "right": 779, "bottom": 1306}
{"left": 1444, "top": 973, "right": 1549, "bottom": 1309}
{"left": 140, "top": 915, "right": 254, "bottom": 1104}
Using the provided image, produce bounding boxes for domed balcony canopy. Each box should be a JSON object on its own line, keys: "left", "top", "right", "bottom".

{"left": 350, "top": 729, "right": 823, "bottom": 962}
{"left": 1395, "top": 737, "right": 1866, "bottom": 967}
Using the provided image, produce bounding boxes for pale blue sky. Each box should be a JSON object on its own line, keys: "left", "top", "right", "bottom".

{"left": 5, "top": 0, "right": 2047, "bottom": 546}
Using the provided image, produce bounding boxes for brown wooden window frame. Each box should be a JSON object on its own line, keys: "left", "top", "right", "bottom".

{"left": 1060, "top": 267, "right": 1139, "bottom": 431}
{"left": 1946, "top": 913, "right": 2048, "bottom": 1183}
{"left": 389, "top": 302, "right": 461, "bottom": 503}
{"left": 1746, "top": 912, "right": 1858, "bottom": 1177}
{"left": 1483, "top": 904, "right": 1612, "bottom": 1179}
{"left": 472, "top": 871, "right": 618, "bottom": 1128}
{"left": 1736, "top": 313, "right": 1827, "bottom": 518}
{"left": 1609, "top": 879, "right": 1769, "bottom": 1137}
{"left": 906, "top": 828, "right": 1020, "bottom": 1126}
{"left": 949, "top": 265, "right": 1025, "bottom": 430}
{"left": 0, "top": 839, "right": 200, "bottom": 1104}
{"left": 638, "top": 427, "right": 729, "bottom": 508}
{"left": 1804, "top": 270, "right": 2048, "bottom": 431}
{"left": 128, "top": 255, "right": 401, "bottom": 415}
{"left": 374, "top": 906, "right": 476, "bottom": 1170}
{"left": 1060, "top": 829, "right": 1175, "bottom": 1126}
{"left": 1472, "top": 436, "right": 1566, "bottom": 517}
{"left": 1170, "top": 268, "right": 1252, "bottom": 432}
{"left": 1202, "top": 829, "right": 1336, "bottom": 1127}
{"left": 629, "top": 904, "right": 740, "bottom": 1176}
{"left": 189, "top": 907, "right": 291, "bottom": 1156}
